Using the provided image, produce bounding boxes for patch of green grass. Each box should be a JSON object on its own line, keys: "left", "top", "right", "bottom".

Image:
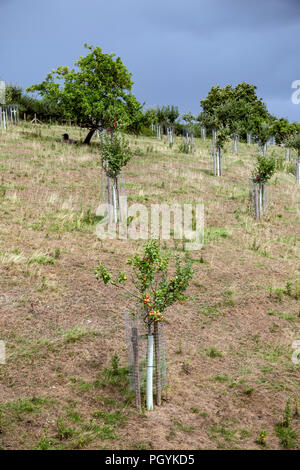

{"left": 201, "top": 304, "right": 222, "bottom": 319}
{"left": 206, "top": 347, "right": 223, "bottom": 358}
{"left": 280, "top": 313, "right": 297, "bottom": 322}
{"left": 209, "top": 424, "right": 239, "bottom": 442}
{"left": 267, "top": 309, "right": 279, "bottom": 316}
{"left": 0, "top": 183, "right": 6, "bottom": 198}
{"left": 275, "top": 423, "right": 298, "bottom": 449}
{"left": 132, "top": 441, "right": 153, "bottom": 450}
{"left": 28, "top": 253, "right": 55, "bottom": 265}
{"left": 269, "top": 286, "right": 284, "bottom": 302}
{"left": 214, "top": 374, "right": 230, "bottom": 383}
{"left": 56, "top": 418, "right": 76, "bottom": 440}
{"left": 191, "top": 407, "right": 199, "bottom": 413}
{"left": 81, "top": 208, "right": 104, "bottom": 225}
{"left": 92, "top": 410, "right": 126, "bottom": 427}
{"left": 127, "top": 194, "right": 150, "bottom": 203}
{"left": 66, "top": 410, "right": 83, "bottom": 423}
{"left": 242, "top": 387, "right": 254, "bottom": 396}
{"left": 62, "top": 326, "right": 99, "bottom": 344}
{"left": 205, "top": 227, "right": 228, "bottom": 243}
{"left": 36, "top": 436, "right": 66, "bottom": 450}
{"left": 222, "top": 289, "right": 236, "bottom": 307}
{"left": 170, "top": 418, "right": 194, "bottom": 433}
{"left": 80, "top": 421, "right": 116, "bottom": 440}
{"left": 94, "top": 357, "right": 133, "bottom": 403}
{"left": 76, "top": 381, "right": 93, "bottom": 393}
{"left": 5, "top": 397, "right": 50, "bottom": 416}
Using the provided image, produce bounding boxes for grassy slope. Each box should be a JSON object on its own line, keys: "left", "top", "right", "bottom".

{"left": 0, "top": 123, "right": 299, "bottom": 450}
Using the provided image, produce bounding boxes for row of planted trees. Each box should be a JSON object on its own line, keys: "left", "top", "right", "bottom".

{"left": 13, "top": 50, "right": 300, "bottom": 155}
{"left": 97, "top": 114, "right": 298, "bottom": 406}
{"left": 95, "top": 123, "right": 292, "bottom": 411}
{"left": 23, "top": 45, "right": 300, "bottom": 412}
{"left": 210, "top": 125, "right": 300, "bottom": 218}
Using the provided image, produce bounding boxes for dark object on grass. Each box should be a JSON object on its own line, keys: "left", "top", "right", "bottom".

{"left": 62, "top": 133, "right": 77, "bottom": 144}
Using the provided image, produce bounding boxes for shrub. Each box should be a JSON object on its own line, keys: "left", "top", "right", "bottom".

{"left": 252, "top": 154, "right": 276, "bottom": 183}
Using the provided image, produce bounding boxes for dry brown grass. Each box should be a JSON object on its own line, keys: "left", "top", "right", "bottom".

{"left": 0, "top": 123, "right": 299, "bottom": 450}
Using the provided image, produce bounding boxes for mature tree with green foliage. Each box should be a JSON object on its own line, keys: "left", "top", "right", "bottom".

{"left": 27, "top": 44, "right": 143, "bottom": 144}
{"left": 271, "top": 118, "right": 298, "bottom": 145}
{"left": 5, "top": 83, "right": 59, "bottom": 120}
{"left": 254, "top": 119, "right": 273, "bottom": 154}
{"left": 5, "top": 84, "right": 23, "bottom": 104}
{"left": 125, "top": 107, "right": 153, "bottom": 136}
{"left": 286, "top": 133, "right": 300, "bottom": 159}
{"left": 152, "top": 105, "right": 179, "bottom": 129}
{"left": 182, "top": 111, "right": 196, "bottom": 135}
{"left": 200, "top": 82, "right": 270, "bottom": 137}
{"left": 163, "top": 105, "right": 180, "bottom": 126}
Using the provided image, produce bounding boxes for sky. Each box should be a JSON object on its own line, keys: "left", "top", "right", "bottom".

{"left": 0, "top": 0, "right": 299, "bottom": 121}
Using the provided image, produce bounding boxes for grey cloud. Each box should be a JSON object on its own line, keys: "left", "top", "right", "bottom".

{"left": 0, "top": 0, "right": 299, "bottom": 121}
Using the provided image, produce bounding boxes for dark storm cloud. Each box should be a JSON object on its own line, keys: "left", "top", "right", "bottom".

{"left": 0, "top": 0, "right": 299, "bottom": 121}
{"left": 137, "top": 0, "right": 300, "bottom": 35}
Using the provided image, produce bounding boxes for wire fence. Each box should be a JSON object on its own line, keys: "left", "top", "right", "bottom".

{"left": 124, "top": 311, "right": 168, "bottom": 396}
{"left": 0, "top": 105, "right": 19, "bottom": 130}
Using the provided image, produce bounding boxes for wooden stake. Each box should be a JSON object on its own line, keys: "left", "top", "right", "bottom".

{"left": 254, "top": 183, "right": 259, "bottom": 220}
{"left": 131, "top": 327, "right": 141, "bottom": 412}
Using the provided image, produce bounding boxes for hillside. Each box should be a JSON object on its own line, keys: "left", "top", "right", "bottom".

{"left": 0, "top": 123, "right": 299, "bottom": 450}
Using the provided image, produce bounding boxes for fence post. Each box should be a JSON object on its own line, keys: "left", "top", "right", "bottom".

{"left": 296, "top": 161, "right": 300, "bottom": 185}
{"left": 131, "top": 327, "right": 141, "bottom": 412}
{"left": 285, "top": 147, "right": 290, "bottom": 161}
{"left": 213, "top": 145, "right": 216, "bottom": 175}
{"left": 259, "top": 183, "right": 263, "bottom": 217}
{"left": 254, "top": 183, "right": 259, "bottom": 220}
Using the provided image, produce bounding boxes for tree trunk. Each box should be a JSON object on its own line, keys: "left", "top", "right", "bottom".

{"left": 83, "top": 128, "right": 96, "bottom": 145}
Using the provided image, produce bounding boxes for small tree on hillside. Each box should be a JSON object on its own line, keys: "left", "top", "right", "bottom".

{"left": 231, "top": 120, "right": 243, "bottom": 154}
{"left": 271, "top": 118, "right": 295, "bottom": 146}
{"left": 200, "top": 82, "right": 270, "bottom": 136}
{"left": 181, "top": 112, "right": 196, "bottom": 153}
{"left": 95, "top": 241, "right": 194, "bottom": 411}
{"left": 251, "top": 153, "right": 276, "bottom": 220}
{"left": 5, "top": 83, "right": 60, "bottom": 121}
{"left": 285, "top": 133, "right": 300, "bottom": 183}
{"left": 27, "top": 44, "right": 142, "bottom": 144}
{"left": 252, "top": 154, "right": 276, "bottom": 184}
{"left": 99, "top": 117, "right": 131, "bottom": 223}
{"left": 255, "top": 120, "right": 273, "bottom": 156}
{"left": 213, "top": 127, "right": 229, "bottom": 176}
{"left": 286, "top": 133, "right": 300, "bottom": 159}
